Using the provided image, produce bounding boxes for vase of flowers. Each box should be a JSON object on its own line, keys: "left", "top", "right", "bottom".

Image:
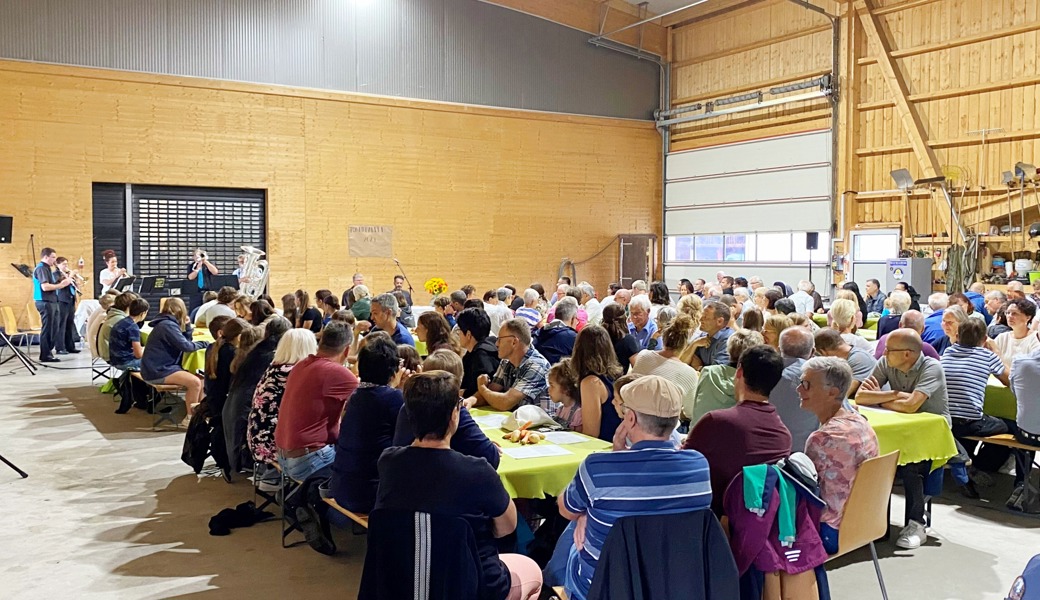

{"left": 424, "top": 277, "right": 448, "bottom": 298}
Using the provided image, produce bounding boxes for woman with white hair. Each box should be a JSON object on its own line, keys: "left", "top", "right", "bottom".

{"left": 247, "top": 328, "right": 319, "bottom": 487}
{"left": 936, "top": 305, "right": 969, "bottom": 355}
{"left": 828, "top": 298, "right": 872, "bottom": 353}
{"left": 877, "top": 290, "right": 911, "bottom": 337}
{"left": 350, "top": 284, "right": 372, "bottom": 322}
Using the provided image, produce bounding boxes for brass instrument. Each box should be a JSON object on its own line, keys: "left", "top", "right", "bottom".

{"left": 59, "top": 267, "right": 88, "bottom": 295}
{"left": 239, "top": 245, "right": 269, "bottom": 297}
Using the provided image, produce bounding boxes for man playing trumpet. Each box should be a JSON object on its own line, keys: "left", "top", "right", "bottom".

{"left": 55, "top": 256, "right": 83, "bottom": 354}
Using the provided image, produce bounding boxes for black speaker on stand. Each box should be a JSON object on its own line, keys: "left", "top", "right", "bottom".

{"left": 806, "top": 233, "right": 819, "bottom": 282}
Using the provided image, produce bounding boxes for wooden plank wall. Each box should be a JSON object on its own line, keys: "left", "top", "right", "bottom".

{"left": 0, "top": 60, "right": 660, "bottom": 320}
{"left": 667, "top": 0, "right": 1040, "bottom": 260}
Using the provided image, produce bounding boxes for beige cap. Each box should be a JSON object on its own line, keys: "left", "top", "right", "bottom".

{"left": 619, "top": 375, "right": 683, "bottom": 418}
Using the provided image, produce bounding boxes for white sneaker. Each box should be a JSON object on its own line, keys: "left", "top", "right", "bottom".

{"left": 180, "top": 416, "right": 192, "bottom": 428}
{"left": 895, "top": 521, "right": 927, "bottom": 549}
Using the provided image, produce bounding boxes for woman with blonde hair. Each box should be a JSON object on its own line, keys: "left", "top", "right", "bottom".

{"left": 232, "top": 294, "right": 253, "bottom": 320}
{"left": 829, "top": 298, "right": 872, "bottom": 352}
{"left": 763, "top": 314, "right": 794, "bottom": 349}
{"left": 248, "top": 329, "right": 318, "bottom": 484}
{"left": 835, "top": 289, "right": 864, "bottom": 329}
{"left": 676, "top": 293, "right": 705, "bottom": 342}
{"left": 633, "top": 314, "right": 700, "bottom": 424}
{"left": 140, "top": 297, "right": 208, "bottom": 425}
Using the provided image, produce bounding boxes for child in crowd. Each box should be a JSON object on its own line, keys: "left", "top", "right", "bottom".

{"left": 549, "top": 359, "right": 582, "bottom": 433}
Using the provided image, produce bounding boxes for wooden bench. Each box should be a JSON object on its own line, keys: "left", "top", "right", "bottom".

{"left": 966, "top": 434, "right": 1040, "bottom": 452}
{"left": 130, "top": 372, "right": 184, "bottom": 429}
{"left": 322, "top": 497, "right": 369, "bottom": 529}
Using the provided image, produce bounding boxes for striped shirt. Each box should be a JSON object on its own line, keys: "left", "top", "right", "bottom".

{"left": 940, "top": 343, "right": 1004, "bottom": 420}
{"left": 515, "top": 306, "right": 541, "bottom": 328}
{"left": 563, "top": 441, "right": 712, "bottom": 600}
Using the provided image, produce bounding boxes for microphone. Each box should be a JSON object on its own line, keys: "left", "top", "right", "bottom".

{"left": 393, "top": 258, "right": 400, "bottom": 265}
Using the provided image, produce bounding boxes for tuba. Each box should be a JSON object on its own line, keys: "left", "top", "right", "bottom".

{"left": 239, "top": 245, "right": 269, "bottom": 297}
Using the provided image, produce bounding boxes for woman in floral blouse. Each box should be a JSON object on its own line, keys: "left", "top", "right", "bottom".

{"left": 247, "top": 329, "right": 319, "bottom": 469}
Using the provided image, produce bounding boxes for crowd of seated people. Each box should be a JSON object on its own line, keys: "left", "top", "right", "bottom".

{"left": 79, "top": 269, "right": 1040, "bottom": 597}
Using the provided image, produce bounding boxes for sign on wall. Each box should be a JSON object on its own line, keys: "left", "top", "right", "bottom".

{"left": 348, "top": 225, "right": 393, "bottom": 258}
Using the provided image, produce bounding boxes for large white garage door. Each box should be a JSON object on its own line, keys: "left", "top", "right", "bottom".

{"left": 664, "top": 130, "right": 833, "bottom": 291}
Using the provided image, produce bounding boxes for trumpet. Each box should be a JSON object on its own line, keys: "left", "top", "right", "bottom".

{"left": 60, "top": 268, "right": 89, "bottom": 294}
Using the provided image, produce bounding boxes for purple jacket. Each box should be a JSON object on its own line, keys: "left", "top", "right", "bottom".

{"left": 723, "top": 466, "right": 829, "bottom": 576}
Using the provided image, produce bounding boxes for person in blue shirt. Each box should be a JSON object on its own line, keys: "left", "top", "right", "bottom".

{"left": 921, "top": 292, "right": 948, "bottom": 347}
{"left": 626, "top": 295, "right": 657, "bottom": 349}
{"left": 109, "top": 298, "right": 150, "bottom": 372}
{"left": 359, "top": 293, "right": 414, "bottom": 346}
{"left": 32, "top": 247, "right": 73, "bottom": 363}
{"left": 185, "top": 248, "right": 219, "bottom": 311}
{"left": 547, "top": 375, "right": 712, "bottom": 600}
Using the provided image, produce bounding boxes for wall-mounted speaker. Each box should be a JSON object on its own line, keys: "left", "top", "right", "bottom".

{"left": 806, "top": 232, "right": 819, "bottom": 250}
{"left": 0, "top": 215, "right": 12, "bottom": 244}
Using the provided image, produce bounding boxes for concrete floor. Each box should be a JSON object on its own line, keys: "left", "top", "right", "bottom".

{"left": 1, "top": 351, "right": 1038, "bottom": 599}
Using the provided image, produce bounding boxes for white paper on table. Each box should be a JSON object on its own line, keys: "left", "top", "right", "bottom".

{"left": 543, "top": 431, "right": 588, "bottom": 445}
{"left": 473, "top": 414, "right": 508, "bottom": 428}
{"left": 502, "top": 445, "right": 574, "bottom": 460}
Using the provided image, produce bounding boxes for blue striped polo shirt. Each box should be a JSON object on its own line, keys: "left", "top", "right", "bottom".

{"left": 940, "top": 343, "right": 1004, "bottom": 420}
{"left": 563, "top": 440, "right": 712, "bottom": 600}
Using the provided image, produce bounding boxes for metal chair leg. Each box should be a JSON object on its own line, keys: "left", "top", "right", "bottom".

{"left": 869, "top": 541, "right": 889, "bottom": 600}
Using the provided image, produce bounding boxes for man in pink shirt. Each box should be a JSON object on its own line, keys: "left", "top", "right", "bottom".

{"left": 798, "top": 356, "right": 879, "bottom": 554}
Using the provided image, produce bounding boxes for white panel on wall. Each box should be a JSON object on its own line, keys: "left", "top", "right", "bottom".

{"left": 666, "top": 130, "right": 832, "bottom": 181}
{"left": 665, "top": 165, "right": 831, "bottom": 209}
{"left": 665, "top": 265, "right": 831, "bottom": 290}
{"left": 665, "top": 199, "right": 831, "bottom": 234}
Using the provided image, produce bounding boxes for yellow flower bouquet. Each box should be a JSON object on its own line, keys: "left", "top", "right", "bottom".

{"left": 424, "top": 277, "right": 448, "bottom": 297}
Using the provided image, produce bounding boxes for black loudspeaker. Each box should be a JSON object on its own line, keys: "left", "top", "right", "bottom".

{"left": 806, "top": 232, "right": 819, "bottom": 250}
{"left": 0, "top": 215, "right": 11, "bottom": 244}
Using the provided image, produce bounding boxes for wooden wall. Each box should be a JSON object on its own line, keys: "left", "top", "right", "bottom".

{"left": 666, "top": 0, "right": 1040, "bottom": 262}
{"left": 0, "top": 60, "right": 660, "bottom": 322}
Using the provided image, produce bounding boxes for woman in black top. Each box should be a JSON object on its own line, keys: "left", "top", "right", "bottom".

{"left": 842, "top": 281, "right": 870, "bottom": 321}
{"left": 601, "top": 303, "right": 639, "bottom": 374}
{"left": 295, "top": 289, "right": 323, "bottom": 333}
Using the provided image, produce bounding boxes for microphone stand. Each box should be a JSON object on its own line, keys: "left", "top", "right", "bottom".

{"left": 393, "top": 259, "right": 415, "bottom": 294}
{"left": 0, "top": 452, "right": 28, "bottom": 478}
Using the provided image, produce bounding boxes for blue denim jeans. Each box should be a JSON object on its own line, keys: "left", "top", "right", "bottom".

{"left": 543, "top": 520, "right": 576, "bottom": 588}
{"left": 279, "top": 445, "right": 335, "bottom": 482}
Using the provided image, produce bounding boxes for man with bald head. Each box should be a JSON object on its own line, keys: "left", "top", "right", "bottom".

{"left": 874, "top": 310, "right": 941, "bottom": 360}
{"left": 772, "top": 327, "right": 820, "bottom": 451}
{"left": 856, "top": 328, "right": 950, "bottom": 551}
{"left": 612, "top": 289, "right": 632, "bottom": 309}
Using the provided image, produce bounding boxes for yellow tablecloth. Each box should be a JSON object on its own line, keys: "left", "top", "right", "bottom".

{"left": 984, "top": 375, "right": 1017, "bottom": 420}
{"left": 858, "top": 406, "right": 957, "bottom": 467}
{"left": 140, "top": 325, "right": 213, "bottom": 373}
{"left": 471, "top": 408, "right": 610, "bottom": 498}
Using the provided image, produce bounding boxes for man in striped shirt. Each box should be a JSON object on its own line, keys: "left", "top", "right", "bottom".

{"left": 555, "top": 375, "right": 712, "bottom": 600}
{"left": 940, "top": 319, "right": 1012, "bottom": 491}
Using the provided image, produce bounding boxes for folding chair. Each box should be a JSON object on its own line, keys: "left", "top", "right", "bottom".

{"left": 131, "top": 372, "right": 184, "bottom": 429}
{"left": 827, "top": 450, "right": 901, "bottom": 600}
{"left": 1, "top": 306, "right": 37, "bottom": 358}
{"left": 271, "top": 462, "right": 304, "bottom": 548}
{"left": 23, "top": 303, "right": 44, "bottom": 357}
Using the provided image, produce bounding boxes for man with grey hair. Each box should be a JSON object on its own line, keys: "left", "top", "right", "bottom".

{"left": 342, "top": 272, "right": 364, "bottom": 309}
{"left": 789, "top": 280, "right": 815, "bottom": 316}
{"left": 798, "top": 356, "right": 879, "bottom": 555}
{"left": 483, "top": 287, "right": 513, "bottom": 335}
{"left": 921, "top": 292, "right": 949, "bottom": 346}
{"left": 864, "top": 278, "right": 887, "bottom": 315}
{"left": 772, "top": 327, "right": 819, "bottom": 451}
{"left": 984, "top": 289, "right": 1007, "bottom": 317}
{"left": 449, "top": 290, "right": 468, "bottom": 314}
{"left": 627, "top": 294, "right": 656, "bottom": 349}
{"left": 360, "top": 293, "right": 414, "bottom": 345}
{"left": 515, "top": 288, "right": 543, "bottom": 329}
{"left": 473, "top": 318, "right": 552, "bottom": 414}
{"left": 733, "top": 287, "right": 754, "bottom": 319}
{"left": 748, "top": 276, "right": 764, "bottom": 291}
{"left": 578, "top": 282, "right": 602, "bottom": 325}
{"left": 874, "top": 309, "right": 941, "bottom": 360}
{"left": 631, "top": 280, "right": 648, "bottom": 296}
{"left": 534, "top": 298, "right": 578, "bottom": 365}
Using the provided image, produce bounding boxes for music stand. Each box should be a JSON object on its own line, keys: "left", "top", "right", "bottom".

{"left": 165, "top": 279, "right": 187, "bottom": 297}
{"left": 0, "top": 452, "right": 28, "bottom": 478}
{"left": 113, "top": 276, "right": 137, "bottom": 293}
{"left": 0, "top": 328, "right": 36, "bottom": 375}
{"left": 138, "top": 276, "right": 167, "bottom": 294}
{"left": 206, "top": 274, "right": 239, "bottom": 291}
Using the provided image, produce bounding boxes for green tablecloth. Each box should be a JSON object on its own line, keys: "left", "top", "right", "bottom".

{"left": 812, "top": 314, "right": 879, "bottom": 331}
{"left": 984, "top": 375, "right": 1017, "bottom": 420}
{"left": 139, "top": 325, "right": 213, "bottom": 373}
{"left": 858, "top": 406, "right": 957, "bottom": 467}
{"left": 471, "top": 408, "right": 610, "bottom": 499}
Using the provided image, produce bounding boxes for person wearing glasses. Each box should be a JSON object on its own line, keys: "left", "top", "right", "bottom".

{"left": 469, "top": 318, "right": 553, "bottom": 415}
{"left": 856, "top": 328, "right": 950, "bottom": 551}
{"left": 797, "top": 357, "right": 879, "bottom": 555}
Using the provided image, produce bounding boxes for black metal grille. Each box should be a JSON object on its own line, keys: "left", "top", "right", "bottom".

{"left": 130, "top": 185, "right": 266, "bottom": 279}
